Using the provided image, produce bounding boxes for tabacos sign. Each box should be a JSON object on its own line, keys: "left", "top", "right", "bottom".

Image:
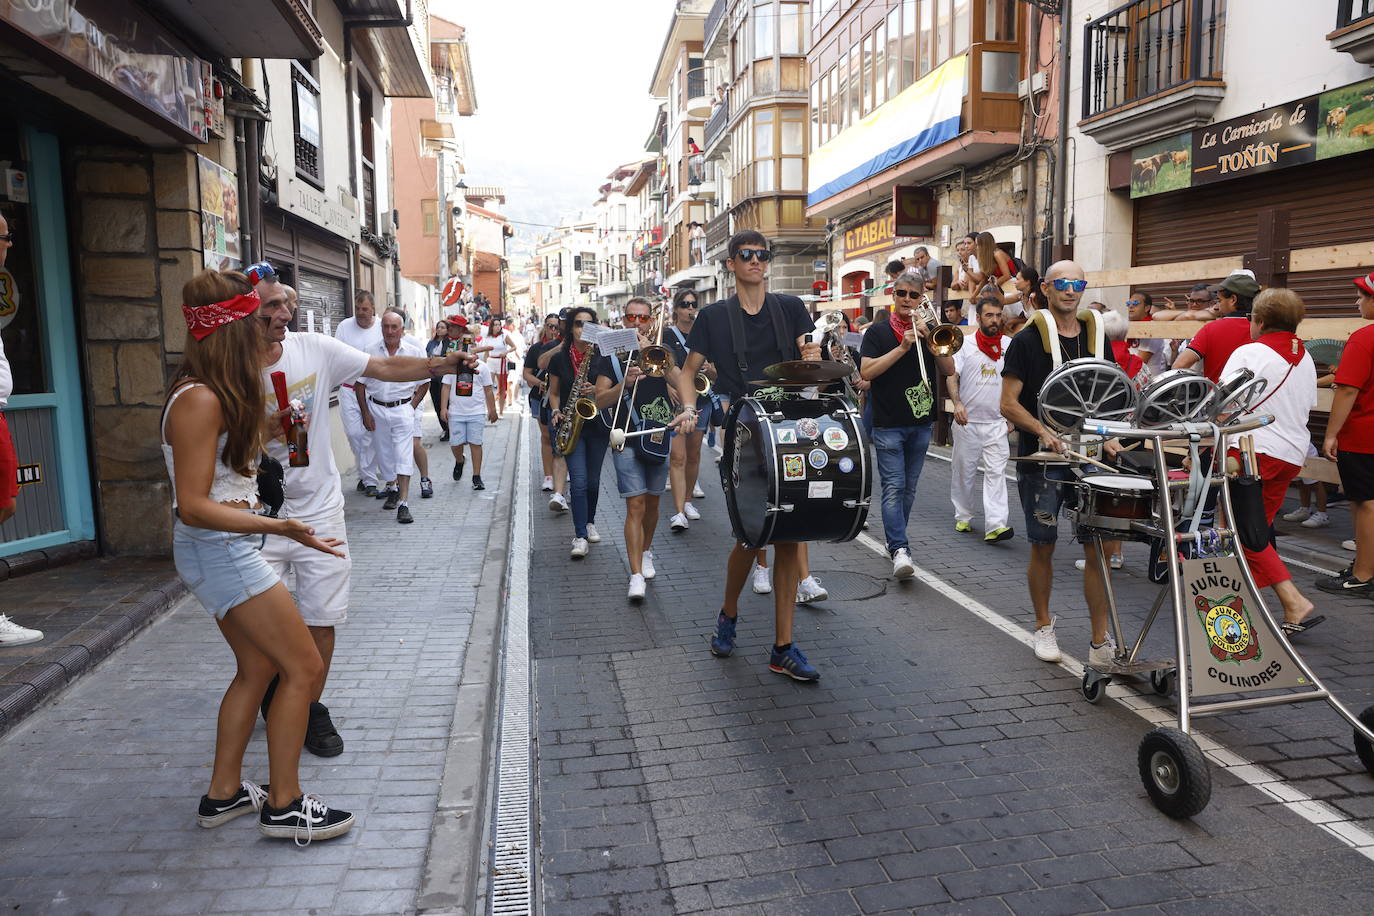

{"left": 1130, "top": 74, "right": 1374, "bottom": 198}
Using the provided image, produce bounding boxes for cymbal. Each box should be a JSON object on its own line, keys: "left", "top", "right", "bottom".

{"left": 747, "top": 380, "right": 823, "bottom": 388}
{"left": 763, "top": 360, "right": 851, "bottom": 383}
{"left": 1010, "top": 450, "right": 1073, "bottom": 464}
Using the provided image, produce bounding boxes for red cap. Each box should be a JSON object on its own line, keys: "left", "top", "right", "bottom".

{"left": 1355, "top": 273, "right": 1374, "bottom": 297}
{"left": 447, "top": 314, "right": 467, "bottom": 327}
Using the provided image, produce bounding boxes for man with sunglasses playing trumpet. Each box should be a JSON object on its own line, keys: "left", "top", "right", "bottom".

{"left": 859, "top": 270, "right": 957, "bottom": 580}
{"left": 671, "top": 230, "right": 824, "bottom": 682}
{"left": 999, "top": 260, "right": 1120, "bottom": 667}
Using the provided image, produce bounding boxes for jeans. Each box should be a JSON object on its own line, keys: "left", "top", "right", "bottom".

{"left": 871, "top": 424, "right": 933, "bottom": 554}
{"left": 565, "top": 432, "right": 608, "bottom": 539}
{"left": 1016, "top": 463, "right": 1075, "bottom": 545}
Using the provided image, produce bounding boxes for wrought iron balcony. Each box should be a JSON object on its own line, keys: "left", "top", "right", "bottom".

{"left": 705, "top": 0, "right": 727, "bottom": 54}
{"left": 1339, "top": 0, "right": 1374, "bottom": 27}
{"left": 1331, "top": 1, "right": 1374, "bottom": 64}
{"left": 703, "top": 89, "right": 730, "bottom": 155}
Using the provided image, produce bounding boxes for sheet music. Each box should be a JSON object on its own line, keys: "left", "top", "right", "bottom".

{"left": 583, "top": 324, "right": 639, "bottom": 356}
{"left": 843, "top": 331, "right": 863, "bottom": 348}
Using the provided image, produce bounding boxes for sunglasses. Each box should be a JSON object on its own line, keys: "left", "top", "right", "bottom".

{"left": 1050, "top": 278, "right": 1089, "bottom": 292}
{"left": 245, "top": 261, "right": 279, "bottom": 285}
{"left": 572, "top": 319, "right": 585, "bottom": 328}
{"left": 679, "top": 300, "right": 698, "bottom": 308}
{"left": 624, "top": 314, "right": 652, "bottom": 322}
{"left": 891, "top": 289, "right": 923, "bottom": 299}
{"left": 544, "top": 322, "right": 559, "bottom": 329}
{"left": 0, "top": 232, "right": 14, "bottom": 243}
{"left": 1126, "top": 299, "right": 1142, "bottom": 307}
{"left": 1186, "top": 297, "right": 1213, "bottom": 305}
{"left": 733, "top": 248, "right": 772, "bottom": 263}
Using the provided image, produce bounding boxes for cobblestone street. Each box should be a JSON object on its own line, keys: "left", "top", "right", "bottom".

{"left": 528, "top": 420, "right": 1374, "bottom": 915}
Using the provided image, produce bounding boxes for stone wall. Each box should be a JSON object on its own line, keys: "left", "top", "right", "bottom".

{"left": 70, "top": 146, "right": 205, "bottom": 556}
{"left": 765, "top": 249, "right": 821, "bottom": 299}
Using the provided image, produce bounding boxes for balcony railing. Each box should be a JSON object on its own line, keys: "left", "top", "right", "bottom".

{"left": 704, "top": 212, "right": 731, "bottom": 254}
{"left": 687, "top": 66, "right": 707, "bottom": 103}
{"left": 1082, "top": 0, "right": 1226, "bottom": 119}
{"left": 704, "top": 89, "right": 730, "bottom": 150}
{"left": 705, "top": 0, "right": 727, "bottom": 50}
{"left": 1339, "top": 0, "right": 1374, "bottom": 27}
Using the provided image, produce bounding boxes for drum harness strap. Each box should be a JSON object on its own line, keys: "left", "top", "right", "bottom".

{"left": 725, "top": 294, "right": 796, "bottom": 395}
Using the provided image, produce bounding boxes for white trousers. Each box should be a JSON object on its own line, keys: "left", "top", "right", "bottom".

{"left": 339, "top": 388, "right": 377, "bottom": 486}
{"left": 950, "top": 419, "right": 1010, "bottom": 529}
{"left": 371, "top": 401, "right": 415, "bottom": 484}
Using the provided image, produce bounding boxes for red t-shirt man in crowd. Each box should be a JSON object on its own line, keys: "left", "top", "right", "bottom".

{"left": 1172, "top": 271, "right": 1262, "bottom": 382}
{"left": 1319, "top": 272, "right": 1374, "bottom": 593}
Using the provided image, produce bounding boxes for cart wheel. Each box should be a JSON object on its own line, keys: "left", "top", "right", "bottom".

{"left": 1081, "top": 671, "right": 1109, "bottom": 704}
{"left": 1353, "top": 705, "right": 1374, "bottom": 776}
{"left": 1150, "top": 669, "right": 1176, "bottom": 697}
{"left": 1138, "top": 727, "right": 1211, "bottom": 818}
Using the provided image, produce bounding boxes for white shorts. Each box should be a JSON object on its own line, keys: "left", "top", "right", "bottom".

{"left": 259, "top": 508, "right": 351, "bottom": 627}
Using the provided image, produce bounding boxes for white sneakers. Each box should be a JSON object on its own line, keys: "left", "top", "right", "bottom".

{"left": 1282, "top": 506, "right": 1312, "bottom": 522}
{"left": 891, "top": 549, "right": 915, "bottom": 580}
{"left": 549, "top": 493, "right": 569, "bottom": 512}
{"left": 1087, "top": 634, "right": 1119, "bottom": 667}
{"left": 752, "top": 564, "right": 772, "bottom": 594}
{"left": 693, "top": 484, "right": 705, "bottom": 499}
{"left": 570, "top": 537, "right": 589, "bottom": 558}
{"left": 1032, "top": 620, "right": 1061, "bottom": 662}
{"left": 642, "top": 551, "right": 656, "bottom": 580}
{"left": 670, "top": 513, "right": 689, "bottom": 531}
{"left": 542, "top": 475, "right": 554, "bottom": 492}
{"left": 628, "top": 574, "right": 646, "bottom": 600}
{"left": 1301, "top": 511, "right": 1330, "bottom": 529}
{"left": 586, "top": 524, "right": 601, "bottom": 543}
{"left": 1075, "top": 555, "right": 1123, "bottom": 571}
{"left": 0, "top": 614, "right": 43, "bottom": 647}
{"left": 796, "top": 576, "right": 828, "bottom": 604}
{"left": 684, "top": 502, "right": 701, "bottom": 521}
{"left": 1345, "top": 539, "right": 1358, "bottom": 551}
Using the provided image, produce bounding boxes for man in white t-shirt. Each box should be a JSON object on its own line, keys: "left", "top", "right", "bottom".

{"left": 356, "top": 311, "right": 428, "bottom": 524}
{"left": 946, "top": 296, "right": 1013, "bottom": 544}
{"left": 253, "top": 266, "right": 475, "bottom": 756}
{"left": 440, "top": 362, "right": 498, "bottom": 490}
{"left": 1127, "top": 291, "right": 1169, "bottom": 381}
{"left": 333, "top": 290, "right": 382, "bottom": 495}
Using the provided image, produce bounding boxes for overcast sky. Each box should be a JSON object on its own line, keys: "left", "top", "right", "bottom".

{"left": 431, "top": 0, "right": 675, "bottom": 249}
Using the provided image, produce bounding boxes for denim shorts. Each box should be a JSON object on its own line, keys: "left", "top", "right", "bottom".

{"left": 173, "top": 519, "right": 280, "bottom": 620}
{"left": 451, "top": 417, "right": 486, "bottom": 445}
{"left": 1016, "top": 464, "right": 1078, "bottom": 546}
{"left": 612, "top": 446, "right": 669, "bottom": 497}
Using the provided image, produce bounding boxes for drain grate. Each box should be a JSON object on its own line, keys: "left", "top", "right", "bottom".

{"left": 810, "top": 570, "right": 885, "bottom": 601}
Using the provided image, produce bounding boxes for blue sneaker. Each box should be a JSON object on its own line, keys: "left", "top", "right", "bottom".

{"left": 709, "top": 612, "right": 736, "bottom": 657}
{"left": 769, "top": 644, "right": 820, "bottom": 682}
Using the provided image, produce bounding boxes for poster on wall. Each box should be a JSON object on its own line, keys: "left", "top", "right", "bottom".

{"left": 198, "top": 156, "right": 240, "bottom": 271}
{"left": 1130, "top": 74, "right": 1374, "bottom": 199}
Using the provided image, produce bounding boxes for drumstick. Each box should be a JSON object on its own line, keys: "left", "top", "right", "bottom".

{"left": 1062, "top": 448, "right": 1119, "bottom": 474}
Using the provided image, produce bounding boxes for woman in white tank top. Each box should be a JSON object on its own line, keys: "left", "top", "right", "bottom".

{"left": 164, "top": 268, "right": 354, "bottom": 843}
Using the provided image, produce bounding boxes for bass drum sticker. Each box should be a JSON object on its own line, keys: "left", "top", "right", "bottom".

{"left": 837, "top": 456, "right": 855, "bottom": 474}
{"left": 807, "top": 448, "right": 829, "bottom": 470}
{"left": 782, "top": 454, "right": 806, "bottom": 481}
{"left": 823, "top": 427, "right": 849, "bottom": 451}
{"left": 796, "top": 417, "right": 820, "bottom": 440}
{"left": 776, "top": 428, "right": 797, "bottom": 445}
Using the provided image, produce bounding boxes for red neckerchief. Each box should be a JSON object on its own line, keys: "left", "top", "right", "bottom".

{"left": 888, "top": 311, "right": 913, "bottom": 341}
{"left": 975, "top": 328, "right": 1003, "bottom": 362}
{"left": 569, "top": 342, "right": 588, "bottom": 374}
{"left": 1254, "top": 330, "right": 1305, "bottom": 367}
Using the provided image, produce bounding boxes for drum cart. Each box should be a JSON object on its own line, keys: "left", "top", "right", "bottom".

{"left": 1038, "top": 360, "right": 1374, "bottom": 818}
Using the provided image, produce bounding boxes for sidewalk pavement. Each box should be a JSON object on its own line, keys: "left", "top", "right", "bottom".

{"left": 528, "top": 422, "right": 1374, "bottom": 914}
{"left": 0, "top": 412, "right": 518, "bottom": 915}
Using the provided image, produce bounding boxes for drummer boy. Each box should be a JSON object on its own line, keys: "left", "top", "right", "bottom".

{"left": 999, "top": 260, "right": 1120, "bottom": 668}
{"left": 671, "top": 230, "right": 822, "bottom": 682}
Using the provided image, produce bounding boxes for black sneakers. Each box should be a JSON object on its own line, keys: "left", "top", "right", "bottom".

{"left": 382, "top": 489, "right": 400, "bottom": 511}
{"left": 305, "top": 701, "right": 344, "bottom": 757}
{"left": 1316, "top": 571, "right": 1371, "bottom": 595}
{"left": 452, "top": 460, "right": 465, "bottom": 481}
{"left": 472, "top": 475, "right": 485, "bottom": 491}
{"left": 258, "top": 794, "right": 355, "bottom": 844}
{"left": 197, "top": 781, "right": 268, "bottom": 828}
{"left": 397, "top": 504, "right": 414, "bottom": 524}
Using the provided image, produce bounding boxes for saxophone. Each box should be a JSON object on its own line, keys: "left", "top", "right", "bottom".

{"left": 554, "top": 342, "right": 599, "bottom": 456}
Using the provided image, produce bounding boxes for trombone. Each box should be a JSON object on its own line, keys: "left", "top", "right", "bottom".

{"left": 610, "top": 300, "right": 674, "bottom": 450}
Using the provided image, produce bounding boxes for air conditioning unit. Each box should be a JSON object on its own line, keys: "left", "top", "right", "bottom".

{"left": 1017, "top": 70, "right": 1048, "bottom": 100}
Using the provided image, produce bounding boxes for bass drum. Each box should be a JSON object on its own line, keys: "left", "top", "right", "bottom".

{"left": 722, "top": 392, "right": 870, "bottom": 549}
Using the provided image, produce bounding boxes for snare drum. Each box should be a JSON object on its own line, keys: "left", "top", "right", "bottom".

{"left": 1075, "top": 474, "right": 1155, "bottom": 533}
{"left": 722, "top": 392, "right": 870, "bottom": 549}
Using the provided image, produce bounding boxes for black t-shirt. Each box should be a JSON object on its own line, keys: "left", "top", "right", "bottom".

{"left": 1001, "top": 320, "right": 1117, "bottom": 456}
{"left": 593, "top": 353, "right": 675, "bottom": 433}
{"left": 523, "top": 338, "right": 556, "bottom": 401}
{"left": 664, "top": 324, "right": 711, "bottom": 406}
{"left": 858, "top": 321, "right": 940, "bottom": 428}
{"left": 548, "top": 344, "right": 609, "bottom": 438}
{"left": 684, "top": 293, "right": 814, "bottom": 399}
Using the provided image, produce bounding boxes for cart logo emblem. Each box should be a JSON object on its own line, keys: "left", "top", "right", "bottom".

{"left": 1194, "top": 594, "right": 1260, "bottom": 662}
{"left": 776, "top": 428, "right": 797, "bottom": 444}
{"left": 823, "top": 427, "right": 849, "bottom": 450}
{"left": 796, "top": 418, "right": 820, "bottom": 439}
{"left": 782, "top": 454, "right": 806, "bottom": 481}
{"left": 754, "top": 386, "right": 786, "bottom": 403}
{"left": 807, "top": 448, "right": 829, "bottom": 470}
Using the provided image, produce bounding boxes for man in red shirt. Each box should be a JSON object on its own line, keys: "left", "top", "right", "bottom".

{"left": 1319, "top": 272, "right": 1374, "bottom": 592}
{"left": 1172, "top": 272, "right": 1261, "bottom": 382}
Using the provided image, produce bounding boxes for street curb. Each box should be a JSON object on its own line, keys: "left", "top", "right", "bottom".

{"left": 417, "top": 414, "right": 522, "bottom": 916}
{"left": 0, "top": 578, "right": 187, "bottom": 739}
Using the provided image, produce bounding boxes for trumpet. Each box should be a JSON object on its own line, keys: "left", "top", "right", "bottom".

{"left": 911, "top": 294, "right": 964, "bottom": 357}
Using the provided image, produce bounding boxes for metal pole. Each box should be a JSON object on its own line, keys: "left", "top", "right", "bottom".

{"left": 1053, "top": 0, "right": 1072, "bottom": 258}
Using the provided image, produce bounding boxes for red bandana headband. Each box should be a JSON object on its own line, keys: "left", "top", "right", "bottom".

{"left": 182, "top": 289, "right": 261, "bottom": 341}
